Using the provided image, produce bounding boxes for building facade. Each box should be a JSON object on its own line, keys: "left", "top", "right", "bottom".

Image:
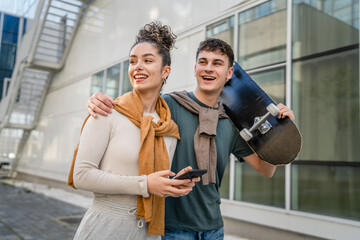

{"left": 1, "top": 0, "right": 359, "bottom": 239}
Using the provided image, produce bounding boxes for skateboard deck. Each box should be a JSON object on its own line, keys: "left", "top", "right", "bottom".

{"left": 220, "top": 62, "right": 302, "bottom": 165}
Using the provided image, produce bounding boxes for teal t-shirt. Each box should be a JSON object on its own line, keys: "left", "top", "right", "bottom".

{"left": 163, "top": 92, "right": 253, "bottom": 232}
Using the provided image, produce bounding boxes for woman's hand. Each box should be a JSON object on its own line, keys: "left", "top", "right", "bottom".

{"left": 88, "top": 92, "right": 115, "bottom": 118}
{"left": 277, "top": 103, "right": 295, "bottom": 121}
{"left": 173, "top": 166, "right": 201, "bottom": 189}
{"left": 147, "top": 167, "right": 199, "bottom": 197}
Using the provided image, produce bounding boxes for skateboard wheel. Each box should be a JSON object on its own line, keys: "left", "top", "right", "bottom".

{"left": 267, "top": 103, "right": 280, "bottom": 116}
{"left": 240, "top": 128, "right": 253, "bottom": 141}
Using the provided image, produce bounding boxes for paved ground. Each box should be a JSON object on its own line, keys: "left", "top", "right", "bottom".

{"left": 0, "top": 177, "right": 247, "bottom": 240}
{"left": 0, "top": 180, "right": 87, "bottom": 240}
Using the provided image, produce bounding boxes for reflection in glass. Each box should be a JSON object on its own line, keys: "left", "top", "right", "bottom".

{"left": 234, "top": 160, "right": 285, "bottom": 208}
{"left": 206, "top": 16, "right": 234, "bottom": 47}
{"left": 291, "top": 0, "right": 360, "bottom": 221}
{"left": 105, "top": 64, "right": 120, "bottom": 99}
{"left": 219, "top": 158, "right": 230, "bottom": 199}
{"left": 122, "top": 60, "right": 132, "bottom": 94}
{"left": 292, "top": 164, "right": 360, "bottom": 221}
{"left": 91, "top": 71, "right": 104, "bottom": 96}
{"left": 0, "top": 14, "right": 20, "bottom": 99}
{"left": 238, "top": 0, "right": 287, "bottom": 69}
{"left": 251, "top": 68, "right": 285, "bottom": 104}
{"left": 292, "top": 49, "right": 359, "bottom": 162}
{"left": 292, "top": 0, "right": 359, "bottom": 59}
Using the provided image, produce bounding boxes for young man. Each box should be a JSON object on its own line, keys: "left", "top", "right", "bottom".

{"left": 87, "top": 38, "right": 294, "bottom": 239}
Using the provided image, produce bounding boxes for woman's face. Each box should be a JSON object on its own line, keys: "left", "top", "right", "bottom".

{"left": 128, "top": 42, "right": 170, "bottom": 94}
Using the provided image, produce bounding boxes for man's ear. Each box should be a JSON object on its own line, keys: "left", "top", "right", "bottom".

{"left": 227, "top": 67, "right": 234, "bottom": 80}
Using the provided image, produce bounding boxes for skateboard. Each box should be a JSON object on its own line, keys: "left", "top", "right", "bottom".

{"left": 220, "top": 62, "right": 302, "bottom": 165}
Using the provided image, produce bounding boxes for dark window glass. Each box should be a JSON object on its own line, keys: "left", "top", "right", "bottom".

{"left": 235, "top": 161, "right": 285, "bottom": 208}
{"left": 238, "top": 0, "right": 287, "bottom": 69}
{"left": 292, "top": 0, "right": 359, "bottom": 59}
{"left": 206, "top": 16, "right": 234, "bottom": 48}
{"left": 0, "top": 14, "right": 20, "bottom": 99}
{"left": 122, "top": 60, "right": 132, "bottom": 94}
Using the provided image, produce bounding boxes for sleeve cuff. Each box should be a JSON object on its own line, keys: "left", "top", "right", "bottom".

{"left": 139, "top": 175, "right": 149, "bottom": 198}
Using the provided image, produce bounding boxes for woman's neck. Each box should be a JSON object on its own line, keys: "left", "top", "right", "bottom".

{"left": 137, "top": 90, "right": 159, "bottom": 113}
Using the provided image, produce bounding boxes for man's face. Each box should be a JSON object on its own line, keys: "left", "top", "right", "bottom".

{"left": 194, "top": 50, "right": 233, "bottom": 96}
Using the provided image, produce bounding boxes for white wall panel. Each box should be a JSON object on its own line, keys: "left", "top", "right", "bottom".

{"left": 17, "top": 78, "right": 90, "bottom": 181}
{"left": 163, "top": 28, "right": 205, "bottom": 93}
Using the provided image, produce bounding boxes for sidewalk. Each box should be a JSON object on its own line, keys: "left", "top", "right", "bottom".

{"left": 0, "top": 178, "right": 248, "bottom": 240}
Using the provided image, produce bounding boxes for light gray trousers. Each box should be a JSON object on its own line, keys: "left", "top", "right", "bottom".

{"left": 73, "top": 196, "right": 160, "bottom": 240}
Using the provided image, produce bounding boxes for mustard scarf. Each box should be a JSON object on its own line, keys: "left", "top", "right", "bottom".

{"left": 68, "top": 90, "right": 180, "bottom": 236}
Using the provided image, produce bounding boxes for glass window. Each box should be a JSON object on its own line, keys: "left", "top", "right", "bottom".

{"left": 0, "top": 14, "right": 20, "bottom": 99}
{"left": 122, "top": 60, "right": 132, "bottom": 94}
{"left": 91, "top": 61, "right": 132, "bottom": 97}
{"left": 238, "top": 0, "right": 287, "bottom": 69}
{"left": 206, "top": 16, "right": 234, "bottom": 47}
{"left": 292, "top": 0, "right": 359, "bottom": 59}
{"left": 219, "top": 159, "right": 230, "bottom": 199}
{"left": 292, "top": 49, "right": 359, "bottom": 163}
{"left": 254, "top": 0, "right": 271, "bottom": 19}
{"left": 234, "top": 161, "right": 285, "bottom": 208}
{"left": 291, "top": 0, "right": 359, "bottom": 221}
{"left": 291, "top": 163, "right": 360, "bottom": 221}
{"left": 292, "top": 48, "right": 359, "bottom": 219}
{"left": 91, "top": 71, "right": 104, "bottom": 96}
{"left": 251, "top": 68, "right": 285, "bottom": 104}
{"left": 105, "top": 64, "right": 120, "bottom": 99}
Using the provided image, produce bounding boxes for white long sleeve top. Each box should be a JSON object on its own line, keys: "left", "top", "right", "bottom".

{"left": 73, "top": 111, "right": 177, "bottom": 205}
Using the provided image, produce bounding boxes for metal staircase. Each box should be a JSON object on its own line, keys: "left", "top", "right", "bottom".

{"left": 0, "top": 0, "right": 89, "bottom": 177}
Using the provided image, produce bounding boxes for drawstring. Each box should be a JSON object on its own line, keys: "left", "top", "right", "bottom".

{"left": 128, "top": 207, "right": 137, "bottom": 215}
{"left": 128, "top": 207, "right": 144, "bottom": 228}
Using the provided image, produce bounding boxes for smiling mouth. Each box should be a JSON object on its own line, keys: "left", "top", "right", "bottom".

{"left": 202, "top": 76, "right": 216, "bottom": 81}
{"left": 134, "top": 74, "right": 148, "bottom": 80}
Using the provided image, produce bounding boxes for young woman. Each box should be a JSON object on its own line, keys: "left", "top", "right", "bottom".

{"left": 71, "top": 22, "right": 197, "bottom": 240}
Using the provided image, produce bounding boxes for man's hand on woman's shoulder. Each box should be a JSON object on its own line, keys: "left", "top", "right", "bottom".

{"left": 88, "top": 92, "right": 115, "bottom": 118}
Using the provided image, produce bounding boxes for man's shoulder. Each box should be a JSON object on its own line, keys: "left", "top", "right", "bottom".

{"left": 161, "top": 93, "right": 173, "bottom": 101}
{"left": 162, "top": 91, "right": 190, "bottom": 106}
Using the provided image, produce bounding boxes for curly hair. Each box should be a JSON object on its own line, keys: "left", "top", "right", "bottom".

{"left": 196, "top": 38, "right": 234, "bottom": 67}
{"left": 131, "top": 22, "right": 177, "bottom": 67}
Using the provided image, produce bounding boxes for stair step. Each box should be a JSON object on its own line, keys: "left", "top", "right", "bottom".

{"left": 47, "top": 11, "right": 77, "bottom": 22}
{"left": 35, "top": 51, "right": 62, "bottom": 58}
{"left": 46, "top": 18, "right": 76, "bottom": 27}
{"left": 53, "top": 0, "right": 82, "bottom": 9}
{"left": 20, "top": 86, "right": 46, "bottom": 93}
{"left": 43, "top": 24, "right": 73, "bottom": 33}
{"left": 22, "top": 76, "right": 48, "bottom": 82}
{"left": 40, "top": 30, "right": 69, "bottom": 40}
{"left": 49, "top": 5, "right": 80, "bottom": 15}
{"left": 46, "top": 14, "right": 77, "bottom": 24}
{"left": 34, "top": 53, "right": 62, "bottom": 63}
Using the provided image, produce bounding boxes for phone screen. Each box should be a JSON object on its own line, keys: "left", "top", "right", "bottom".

{"left": 174, "top": 169, "right": 207, "bottom": 180}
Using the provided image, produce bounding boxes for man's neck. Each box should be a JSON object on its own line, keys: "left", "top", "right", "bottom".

{"left": 193, "top": 88, "right": 221, "bottom": 108}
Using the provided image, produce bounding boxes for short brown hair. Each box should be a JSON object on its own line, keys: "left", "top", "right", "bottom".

{"left": 196, "top": 38, "right": 234, "bottom": 67}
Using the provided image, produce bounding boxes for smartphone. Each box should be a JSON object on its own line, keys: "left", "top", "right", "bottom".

{"left": 174, "top": 169, "right": 207, "bottom": 180}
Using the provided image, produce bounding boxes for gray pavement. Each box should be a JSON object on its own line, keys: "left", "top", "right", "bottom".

{"left": 0, "top": 180, "right": 86, "bottom": 240}
{"left": 0, "top": 177, "right": 246, "bottom": 240}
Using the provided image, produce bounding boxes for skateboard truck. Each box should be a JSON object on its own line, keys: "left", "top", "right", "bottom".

{"left": 240, "top": 103, "right": 280, "bottom": 141}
